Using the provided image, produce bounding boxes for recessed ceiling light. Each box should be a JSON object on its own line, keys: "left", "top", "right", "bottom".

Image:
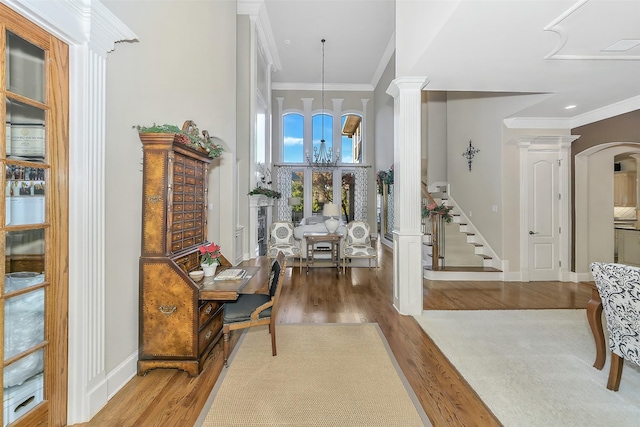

{"left": 284, "top": 39, "right": 291, "bottom": 45}
{"left": 602, "top": 39, "right": 640, "bottom": 52}
{"left": 565, "top": 105, "right": 576, "bottom": 110}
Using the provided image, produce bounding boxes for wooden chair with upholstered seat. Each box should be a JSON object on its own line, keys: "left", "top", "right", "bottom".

{"left": 590, "top": 262, "right": 640, "bottom": 391}
{"left": 342, "top": 220, "right": 378, "bottom": 273}
{"left": 222, "top": 252, "right": 286, "bottom": 367}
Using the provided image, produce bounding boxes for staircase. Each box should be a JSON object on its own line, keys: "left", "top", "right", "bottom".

{"left": 422, "top": 183, "right": 503, "bottom": 281}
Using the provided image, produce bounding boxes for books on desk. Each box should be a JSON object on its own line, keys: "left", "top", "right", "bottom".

{"left": 214, "top": 268, "right": 247, "bottom": 281}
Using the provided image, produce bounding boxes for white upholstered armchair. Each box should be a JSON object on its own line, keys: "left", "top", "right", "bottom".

{"left": 267, "top": 221, "right": 301, "bottom": 273}
{"left": 342, "top": 221, "right": 378, "bottom": 273}
{"left": 590, "top": 262, "right": 640, "bottom": 391}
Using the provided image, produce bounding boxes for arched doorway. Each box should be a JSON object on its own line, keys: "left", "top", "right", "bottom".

{"left": 574, "top": 142, "right": 640, "bottom": 277}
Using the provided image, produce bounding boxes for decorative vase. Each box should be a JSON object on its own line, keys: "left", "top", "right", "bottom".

{"left": 201, "top": 263, "right": 217, "bottom": 277}
{"left": 324, "top": 216, "right": 340, "bottom": 234}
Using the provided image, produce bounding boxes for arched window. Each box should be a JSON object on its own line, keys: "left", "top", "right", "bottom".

{"left": 341, "top": 113, "right": 363, "bottom": 163}
{"left": 283, "top": 112, "right": 304, "bottom": 163}
{"left": 311, "top": 113, "right": 333, "bottom": 161}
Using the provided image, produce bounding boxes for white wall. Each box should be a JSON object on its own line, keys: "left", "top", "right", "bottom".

{"left": 424, "top": 91, "right": 447, "bottom": 185}
{"left": 103, "top": 0, "right": 237, "bottom": 374}
{"left": 446, "top": 92, "right": 559, "bottom": 258}
{"left": 374, "top": 54, "right": 395, "bottom": 173}
{"left": 236, "top": 14, "right": 252, "bottom": 258}
{"left": 395, "top": 0, "right": 459, "bottom": 76}
{"left": 374, "top": 53, "right": 394, "bottom": 245}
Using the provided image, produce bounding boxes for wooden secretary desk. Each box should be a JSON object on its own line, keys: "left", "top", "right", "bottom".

{"left": 137, "top": 128, "right": 228, "bottom": 376}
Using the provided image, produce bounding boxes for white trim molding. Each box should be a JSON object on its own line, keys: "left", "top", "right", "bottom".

{"left": 514, "top": 135, "right": 579, "bottom": 282}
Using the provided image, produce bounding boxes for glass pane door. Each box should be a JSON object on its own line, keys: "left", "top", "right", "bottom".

{"left": 2, "top": 25, "right": 51, "bottom": 427}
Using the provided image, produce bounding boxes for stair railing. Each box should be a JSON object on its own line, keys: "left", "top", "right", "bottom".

{"left": 421, "top": 182, "right": 446, "bottom": 270}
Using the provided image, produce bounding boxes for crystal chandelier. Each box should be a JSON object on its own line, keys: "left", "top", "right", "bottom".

{"left": 307, "top": 38, "right": 339, "bottom": 170}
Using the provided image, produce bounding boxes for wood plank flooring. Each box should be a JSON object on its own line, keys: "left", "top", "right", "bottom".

{"left": 75, "top": 245, "right": 593, "bottom": 426}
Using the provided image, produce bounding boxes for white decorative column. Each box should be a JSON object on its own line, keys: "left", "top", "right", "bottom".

{"left": 386, "top": 77, "right": 428, "bottom": 315}
{"left": 67, "top": 5, "right": 137, "bottom": 424}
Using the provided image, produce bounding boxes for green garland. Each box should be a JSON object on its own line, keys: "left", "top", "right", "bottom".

{"left": 376, "top": 165, "right": 394, "bottom": 194}
{"left": 134, "top": 123, "right": 224, "bottom": 159}
{"left": 248, "top": 187, "right": 282, "bottom": 199}
{"left": 422, "top": 202, "right": 453, "bottom": 223}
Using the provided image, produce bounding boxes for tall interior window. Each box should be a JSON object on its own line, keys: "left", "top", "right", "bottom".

{"left": 312, "top": 171, "right": 333, "bottom": 215}
{"left": 291, "top": 170, "right": 304, "bottom": 225}
{"left": 341, "top": 114, "right": 362, "bottom": 164}
{"left": 311, "top": 113, "right": 333, "bottom": 161}
{"left": 341, "top": 171, "right": 355, "bottom": 222}
{"left": 283, "top": 113, "right": 303, "bottom": 163}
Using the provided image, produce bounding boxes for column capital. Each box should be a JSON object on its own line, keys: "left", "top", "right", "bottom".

{"left": 386, "top": 77, "right": 429, "bottom": 98}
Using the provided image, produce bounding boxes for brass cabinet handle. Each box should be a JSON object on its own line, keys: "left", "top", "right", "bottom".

{"left": 158, "top": 305, "right": 177, "bottom": 316}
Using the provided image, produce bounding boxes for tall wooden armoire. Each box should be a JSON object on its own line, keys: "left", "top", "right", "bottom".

{"left": 137, "top": 130, "right": 225, "bottom": 376}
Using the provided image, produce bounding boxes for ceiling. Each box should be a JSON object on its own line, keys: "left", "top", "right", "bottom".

{"left": 262, "top": 0, "right": 640, "bottom": 125}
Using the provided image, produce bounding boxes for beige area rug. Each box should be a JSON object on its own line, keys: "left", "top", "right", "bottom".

{"left": 414, "top": 309, "right": 640, "bottom": 427}
{"left": 197, "top": 323, "right": 430, "bottom": 427}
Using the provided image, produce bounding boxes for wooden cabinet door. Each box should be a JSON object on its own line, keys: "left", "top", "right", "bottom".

{"left": 614, "top": 172, "right": 637, "bottom": 207}
{"left": 0, "top": 5, "right": 69, "bottom": 427}
{"left": 614, "top": 173, "right": 624, "bottom": 206}
{"left": 626, "top": 172, "right": 637, "bottom": 207}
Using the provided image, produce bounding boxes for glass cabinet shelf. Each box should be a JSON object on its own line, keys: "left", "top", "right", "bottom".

{"left": 5, "top": 165, "right": 45, "bottom": 226}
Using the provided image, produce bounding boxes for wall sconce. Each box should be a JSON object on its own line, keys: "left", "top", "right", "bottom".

{"left": 462, "top": 140, "right": 480, "bottom": 172}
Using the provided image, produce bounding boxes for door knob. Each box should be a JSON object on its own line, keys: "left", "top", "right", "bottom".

{"left": 529, "top": 231, "right": 538, "bottom": 235}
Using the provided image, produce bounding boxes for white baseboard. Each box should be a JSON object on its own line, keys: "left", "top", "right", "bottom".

{"left": 106, "top": 351, "right": 138, "bottom": 400}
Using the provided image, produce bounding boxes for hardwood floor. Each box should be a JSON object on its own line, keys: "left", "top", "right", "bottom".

{"left": 76, "top": 245, "right": 593, "bottom": 426}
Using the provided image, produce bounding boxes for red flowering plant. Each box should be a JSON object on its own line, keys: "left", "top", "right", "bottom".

{"left": 198, "top": 242, "right": 221, "bottom": 266}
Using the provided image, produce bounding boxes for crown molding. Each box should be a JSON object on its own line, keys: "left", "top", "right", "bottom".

{"left": 1, "top": 0, "right": 136, "bottom": 50}
{"left": 272, "top": 82, "right": 374, "bottom": 92}
{"left": 570, "top": 95, "right": 640, "bottom": 128}
{"left": 370, "top": 31, "right": 395, "bottom": 89}
{"left": 505, "top": 94, "right": 640, "bottom": 130}
{"left": 237, "top": 0, "right": 281, "bottom": 72}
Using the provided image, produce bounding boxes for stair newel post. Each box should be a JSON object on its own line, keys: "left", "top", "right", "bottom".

{"left": 438, "top": 214, "right": 446, "bottom": 268}
{"left": 432, "top": 216, "right": 439, "bottom": 270}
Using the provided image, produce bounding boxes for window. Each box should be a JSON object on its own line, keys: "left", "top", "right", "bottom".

{"left": 280, "top": 109, "right": 364, "bottom": 220}
{"left": 341, "top": 171, "right": 355, "bottom": 222}
{"left": 312, "top": 171, "right": 333, "bottom": 214}
{"left": 291, "top": 170, "right": 304, "bottom": 224}
{"left": 283, "top": 113, "right": 304, "bottom": 163}
{"left": 312, "top": 113, "right": 333, "bottom": 160}
{"left": 341, "top": 114, "right": 362, "bottom": 163}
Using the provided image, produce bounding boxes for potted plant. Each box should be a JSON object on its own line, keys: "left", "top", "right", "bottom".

{"left": 198, "top": 242, "right": 221, "bottom": 277}
{"left": 134, "top": 121, "right": 224, "bottom": 159}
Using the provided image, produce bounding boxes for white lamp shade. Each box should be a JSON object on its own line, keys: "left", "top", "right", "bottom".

{"left": 288, "top": 196, "right": 301, "bottom": 206}
{"left": 322, "top": 203, "right": 340, "bottom": 217}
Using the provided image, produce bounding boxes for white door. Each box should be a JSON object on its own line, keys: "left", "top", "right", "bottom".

{"left": 527, "top": 152, "right": 560, "bottom": 280}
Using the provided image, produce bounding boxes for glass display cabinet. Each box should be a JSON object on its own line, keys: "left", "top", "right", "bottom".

{"left": 1, "top": 6, "right": 69, "bottom": 426}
